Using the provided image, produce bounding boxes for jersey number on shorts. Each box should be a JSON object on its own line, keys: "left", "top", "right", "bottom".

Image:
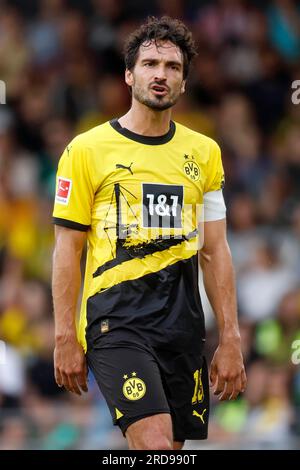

{"left": 192, "top": 368, "right": 204, "bottom": 404}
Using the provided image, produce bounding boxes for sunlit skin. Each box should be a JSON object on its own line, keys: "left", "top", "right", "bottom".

{"left": 119, "top": 40, "right": 186, "bottom": 136}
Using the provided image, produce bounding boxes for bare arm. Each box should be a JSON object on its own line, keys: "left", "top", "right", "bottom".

{"left": 199, "top": 218, "right": 246, "bottom": 400}
{"left": 52, "top": 225, "right": 88, "bottom": 395}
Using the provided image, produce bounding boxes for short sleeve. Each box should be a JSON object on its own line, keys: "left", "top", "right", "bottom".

{"left": 52, "top": 139, "right": 95, "bottom": 231}
{"left": 204, "top": 140, "right": 225, "bottom": 193}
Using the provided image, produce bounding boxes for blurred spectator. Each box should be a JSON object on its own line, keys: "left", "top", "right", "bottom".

{"left": 227, "top": 193, "right": 261, "bottom": 274}
{"left": 27, "top": 0, "right": 64, "bottom": 68}
{"left": 267, "top": 0, "right": 300, "bottom": 63}
{"left": 0, "top": 6, "right": 32, "bottom": 99}
{"left": 238, "top": 240, "right": 298, "bottom": 321}
{"left": 242, "top": 362, "right": 294, "bottom": 448}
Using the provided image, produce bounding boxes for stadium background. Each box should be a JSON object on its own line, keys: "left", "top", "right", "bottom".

{"left": 0, "top": 0, "right": 299, "bottom": 450}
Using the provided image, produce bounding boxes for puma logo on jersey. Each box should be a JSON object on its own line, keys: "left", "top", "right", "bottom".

{"left": 116, "top": 162, "right": 134, "bottom": 175}
{"left": 193, "top": 409, "right": 207, "bottom": 424}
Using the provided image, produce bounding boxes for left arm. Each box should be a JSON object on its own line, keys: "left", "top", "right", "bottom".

{"left": 199, "top": 218, "right": 247, "bottom": 400}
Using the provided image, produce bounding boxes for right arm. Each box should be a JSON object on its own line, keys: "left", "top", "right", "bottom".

{"left": 52, "top": 225, "right": 88, "bottom": 395}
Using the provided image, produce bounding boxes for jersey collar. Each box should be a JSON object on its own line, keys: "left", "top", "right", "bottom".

{"left": 109, "top": 119, "right": 176, "bottom": 145}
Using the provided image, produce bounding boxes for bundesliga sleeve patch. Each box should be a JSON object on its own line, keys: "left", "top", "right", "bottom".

{"left": 55, "top": 177, "right": 72, "bottom": 205}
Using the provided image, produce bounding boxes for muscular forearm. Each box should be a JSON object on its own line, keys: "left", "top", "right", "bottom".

{"left": 52, "top": 228, "right": 84, "bottom": 342}
{"left": 200, "top": 241, "right": 240, "bottom": 341}
{"left": 52, "top": 226, "right": 88, "bottom": 395}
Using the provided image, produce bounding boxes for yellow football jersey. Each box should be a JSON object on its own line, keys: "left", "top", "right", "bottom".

{"left": 53, "top": 119, "right": 224, "bottom": 353}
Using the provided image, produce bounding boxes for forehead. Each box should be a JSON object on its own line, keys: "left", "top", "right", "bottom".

{"left": 137, "top": 40, "right": 183, "bottom": 64}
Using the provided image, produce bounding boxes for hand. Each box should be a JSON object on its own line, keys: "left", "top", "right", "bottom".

{"left": 209, "top": 338, "right": 247, "bottom": 401}
{"left": 54, "top": 334, "right": 88, "bottom": 395}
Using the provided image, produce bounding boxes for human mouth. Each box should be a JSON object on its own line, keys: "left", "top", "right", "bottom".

{"left": 150, "top": 84, "right": 168, "bottom": 96}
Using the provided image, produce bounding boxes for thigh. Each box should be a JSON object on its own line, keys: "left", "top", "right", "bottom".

{"left": 87, "top": 345, "right": 170, "bottom": 435}
{"left": 126, "top": 413, "right": 173, "bottom": 450}
{"left": 157, "top": 350, "right": 210, "bottom": 441}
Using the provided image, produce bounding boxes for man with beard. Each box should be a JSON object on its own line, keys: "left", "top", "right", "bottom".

{"left": 52, "top": 16, "right": 246, "bottom": 450}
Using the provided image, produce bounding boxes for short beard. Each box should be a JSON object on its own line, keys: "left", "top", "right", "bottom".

{"left": 133, "top": 86, "right": 180, "bottom": 111}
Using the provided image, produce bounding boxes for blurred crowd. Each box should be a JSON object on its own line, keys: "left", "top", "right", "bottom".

{"left": 0, "top": 0, "right": 300, "bottom": 450}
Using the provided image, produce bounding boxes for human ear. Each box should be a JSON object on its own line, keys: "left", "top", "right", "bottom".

{"left": 125, "top": 69, "right": 134, "bottom": 87}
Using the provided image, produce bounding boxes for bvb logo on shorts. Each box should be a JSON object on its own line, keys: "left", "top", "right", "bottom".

{"left": 183, "top": 159, "right": 200, "bottom": 182}
{"left": 122, "top": 372, "right": 146, "bottom": 401}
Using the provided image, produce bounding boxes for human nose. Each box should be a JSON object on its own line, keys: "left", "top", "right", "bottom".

{"left": 154, "top": 64, "right": 167, "bottom": 82}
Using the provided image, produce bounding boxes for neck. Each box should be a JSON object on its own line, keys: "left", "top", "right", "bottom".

{"left": 118, "top": 99, "right": 172, "bottom": 136}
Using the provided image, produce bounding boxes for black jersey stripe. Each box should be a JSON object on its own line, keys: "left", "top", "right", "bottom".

{"left": 53, "top": 217, "right": 90, "bottom": 232}
{"left": 86, "top": 255, "right": 205, "bottom": 354}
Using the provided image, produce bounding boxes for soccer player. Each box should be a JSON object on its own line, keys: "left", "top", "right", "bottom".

{"left": 52, "top": 16, "right": 246, "bottom": 450}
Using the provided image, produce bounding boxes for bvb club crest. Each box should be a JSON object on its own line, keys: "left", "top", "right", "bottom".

{"left": 123, "top": 372, "right": 146, "bottom": 401}
{"left": 183, "top": 155, "right": 200, "bottom": 182}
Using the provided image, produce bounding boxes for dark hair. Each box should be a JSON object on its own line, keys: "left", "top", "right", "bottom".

{"left": 124, "top": 16, "right": 198, "bottom": 80}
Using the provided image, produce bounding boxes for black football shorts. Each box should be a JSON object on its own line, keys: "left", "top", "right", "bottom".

{"left": 86, "top": 343, "right": 209, "bottom": 441}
